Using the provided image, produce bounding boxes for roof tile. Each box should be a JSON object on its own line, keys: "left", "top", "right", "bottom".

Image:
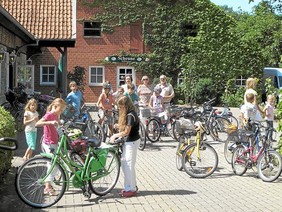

{"left": 1, "top": 0, "right": 73, "bottom": 40}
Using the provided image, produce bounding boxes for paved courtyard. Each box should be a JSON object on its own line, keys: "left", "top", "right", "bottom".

{"left": 1, "top": 107, "right": 282, "bottom": 212}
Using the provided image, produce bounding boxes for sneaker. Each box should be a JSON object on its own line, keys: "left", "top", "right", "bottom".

{"left": 44, "top": 188, "right": 58, "bottom": 196}
{"left": 121, "top": 190, "right": 136, "bottom": 198}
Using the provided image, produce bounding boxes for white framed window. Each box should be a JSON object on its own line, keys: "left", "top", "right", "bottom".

{"left": 117, "top": 66, "right": 135, "bottom": 88}
{"left": 89, "top": 66, "right": 104, "bottom": 86}
{"left": 235, "top": 76, "right": 247, "bottom": 88}
{"left": 83, "top": 21, "right": 102, "bottom": 37}
{"left": 40, "top": 65, "right": 56, "bottom": 85}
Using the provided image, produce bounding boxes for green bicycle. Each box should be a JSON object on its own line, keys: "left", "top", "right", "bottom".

{"left": 15, "top": 121, "right": 122, "bottom": 208}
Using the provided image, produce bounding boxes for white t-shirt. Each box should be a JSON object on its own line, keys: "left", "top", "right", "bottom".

{"left": 24, "top": 111, "right": 39, "bottom": 132}
{"left": 241, "top": 102, "right": 257, "bottom": 121}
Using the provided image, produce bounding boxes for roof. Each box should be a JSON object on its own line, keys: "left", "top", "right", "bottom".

{"left": 0, "top": 0, "right": 75, "bottom": 40}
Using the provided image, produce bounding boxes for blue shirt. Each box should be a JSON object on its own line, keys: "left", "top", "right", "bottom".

{"left": 65, "top": 90, "right": 83, "bottom": 116}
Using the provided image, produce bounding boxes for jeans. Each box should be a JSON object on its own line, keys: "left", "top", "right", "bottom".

{"left": 266, "top": 120, "right": 274, "bottom": 141}
{"left": 121, "top": 139, "right": 140, "bottom": 192}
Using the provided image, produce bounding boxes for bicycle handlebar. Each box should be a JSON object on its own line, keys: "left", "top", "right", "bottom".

{"left": 0, "top": 137, "right": 18, "bottom": 150}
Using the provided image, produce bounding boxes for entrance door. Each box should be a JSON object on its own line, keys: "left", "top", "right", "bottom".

{"left": 117, "top": 66, "right": 135, "bottom": 88}
{"left": 17, "top": 65, "right": 34, "bottom": 94}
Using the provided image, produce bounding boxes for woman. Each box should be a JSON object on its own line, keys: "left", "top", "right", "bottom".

{"left": 244, "top": 77, "right": 262, "bottom": 121}
{"left": 110, "top": 96, "right": 140, "bottom": 198}
{"left": 137, "top": 75, "right": 153, "bottom": 123}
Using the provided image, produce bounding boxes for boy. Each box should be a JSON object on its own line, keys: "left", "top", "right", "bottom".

{"left": 65, "top": 81, "right": 83, "bottom": 116}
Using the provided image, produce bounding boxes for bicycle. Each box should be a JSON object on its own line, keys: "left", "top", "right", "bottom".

{"left": 181, "top": 121, "right": 219, "bottom": 178}
{"left": 98, "top": 108, "right": 119, "bottom": 142}
{"left": 15, "top": 120, "right": 122, "bottom": 208}
{"left": 231, "top": 122, "right": 282, "bottom": 182}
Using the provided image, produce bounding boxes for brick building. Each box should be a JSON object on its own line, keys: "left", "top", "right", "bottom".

{"left": 1, "top": 0, "right": 147, "bottom": 104}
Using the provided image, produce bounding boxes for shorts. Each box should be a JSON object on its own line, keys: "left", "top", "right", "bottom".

{"left": 25, "top": 131, "right": 37, "bottom": 150}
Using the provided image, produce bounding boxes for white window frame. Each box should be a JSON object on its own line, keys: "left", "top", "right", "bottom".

{"left": 89, "top": 66, "right": 105, "bottom": 86}
{"left": 17, "top": 65, "right": 34, "bottom": 94}
{"left": 83, "top": 21, "right": 102, "bottom": 38}
{"left": 235, "top": 76, "right": 247, "bottom": 88}
{"left": 117, "top": 66, "right": 135, "bottom": 89}
{"left": 40, "top": 65, "right": 57, "bottom": 85}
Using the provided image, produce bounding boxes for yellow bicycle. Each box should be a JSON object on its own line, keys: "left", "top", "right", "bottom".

{"left": 181, "top": 122, "right": 218, "bottom": 178}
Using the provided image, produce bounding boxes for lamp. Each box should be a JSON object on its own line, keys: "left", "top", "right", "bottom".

{"left": 0, "top": 48, "right": 5, "bottom": 63}
{"left": 26, "top": 58, "right": 32, "bottom": 65}
{"left": 9, "top": 51, "right": 16, "bottom": 64}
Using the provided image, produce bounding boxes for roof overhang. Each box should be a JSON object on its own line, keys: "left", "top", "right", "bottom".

{"left": 38, "top": 39, "right": 76, "bottom": 48}
{"left": 0, "top": 6, "right": 35, "bottom": 43}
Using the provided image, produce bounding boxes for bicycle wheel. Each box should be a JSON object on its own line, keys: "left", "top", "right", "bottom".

{"left": 257, "top": 150, "right": 282, "bottom": 182}
{"left": 226, "top": 115, "right": 239, "bottom": 128}
{"left": 182, "top": 142, "right": 218, "bottom": 178}
{"left": 15, "top": 157, "right": 66, "bottom": 208}
{"left": 224, "top": 135, "right": 238, "bottom": 164}
{"left": 146, "top": 118, "right": 161, "bottom": 142}
{"left": 138, "top": 122, "right": 147, "bottom": 151}
{"left": 231, "top": 145, "right": 248, "bottom": 176}
{"left": 176, "top": 135, "right": 186, "bottom": 171}
{"left": 172, "top": 121, "right": 181, "bottom": 142}
{"left": 210, "top": 117, "right": 230, "bottom": 142}
{"left": 86, "top": 121, "right": 105, "bottom": 143}
{"left": 166, "top": 119, "right": 175, "bottom": 139}
{"left": 89, "top": 150, "right": 120, "bottom": 196}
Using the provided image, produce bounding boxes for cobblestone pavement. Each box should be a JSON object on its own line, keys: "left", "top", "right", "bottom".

{"left": 1, "top": 108, "right": 282, "bottom": 212}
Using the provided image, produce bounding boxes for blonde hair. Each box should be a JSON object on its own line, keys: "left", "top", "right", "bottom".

{"left": 117, "top": 96, "right": 136, "bottom": 131}
{"left": 245, "top": 78, "right": 257, "bottom": 89}
{"left": 246, "top": 93, "right": 255, "bottom": 103}
{"left": 47, "top": 98, "right": 67, "bottom": 112}
{"left": 69, "top": 81, "right": 77, "bottom": 88}
{"left": 25, "top": 98, "right": 38, "bottom": 111}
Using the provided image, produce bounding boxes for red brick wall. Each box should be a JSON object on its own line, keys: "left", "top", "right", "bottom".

{"left": 35, "top": 4, "right": 145, "bottom": 103}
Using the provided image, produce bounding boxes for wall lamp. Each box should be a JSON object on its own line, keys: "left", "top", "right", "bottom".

{"left": 9, "top": 51, "right": 16, "bottom": 64}
{"left": 0, "top": 48, "right": 6, "bottom": 63}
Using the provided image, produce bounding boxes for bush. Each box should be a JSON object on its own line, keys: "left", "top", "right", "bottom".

{"left": 194, "top": 78, "right": 217, "bottom": 104}
{"left": 221, "top": 79, "right": 244, "bottom": 107}
{"left": 0, "top": 106, "right": 16, "bottom": 183}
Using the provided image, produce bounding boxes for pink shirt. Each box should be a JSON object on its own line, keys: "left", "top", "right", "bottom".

{"left": 43, "top": 112, "right": 59, "bottom": 145}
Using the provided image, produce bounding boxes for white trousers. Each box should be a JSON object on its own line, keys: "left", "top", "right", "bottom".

{"left": 121, "top": 139, "right": 140, "bottom": 192}
{"left": 42, "top": 142, "right": 58, "bottom": 182}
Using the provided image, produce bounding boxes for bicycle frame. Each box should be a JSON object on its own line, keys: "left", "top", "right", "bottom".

{"left": 40, "top": 130, "right": 117, "bottom": 190}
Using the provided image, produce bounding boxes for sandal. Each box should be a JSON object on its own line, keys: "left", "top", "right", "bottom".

{"left": 44, "top": 188, "right": 58, "bottom": 196}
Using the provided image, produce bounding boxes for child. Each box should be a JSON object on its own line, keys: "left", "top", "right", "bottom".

{"left": 263, "top": 94, "right": 275, "bottom": 141}
{"left": 65, "top": 81, "right": 83, "bottom": 117}
{"left": 125, "top": 84, "right": 139, "bottom": 106}
{"left": 97, "top": 82, "right": 115, "bottom": 136}
{"left": 149, "top": 87, "right": 164, "bottom": 115}
{"left": 23, "top": 98, "right": 39, "bottom": 161}
{"left": 35, "top": 98, "right": 67, "bottom": 196}
{"left": 240, "top": 93, "right": 257, "bottom": 129}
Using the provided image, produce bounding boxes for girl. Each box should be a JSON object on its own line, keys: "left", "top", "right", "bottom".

{"left": 97, "top": 82, "right": 115, "bottom": 136}
{"left": 110, "top": 96, "right": 140, "bottom": 198}
{"left": 149, "top": 87, "right": 164, "bottom": 115}
{"left": 23, "top": 98, "right": 39, "bottom": 161}
{"left": 35, "top": 98, "right": 67, "bottom": 196}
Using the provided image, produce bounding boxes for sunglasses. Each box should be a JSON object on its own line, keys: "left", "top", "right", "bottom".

{"left": 143, "top": 78, "right": 149, "bottom": 81}
{"left": 160, "top": 78, "right": 165, "bottom": 80}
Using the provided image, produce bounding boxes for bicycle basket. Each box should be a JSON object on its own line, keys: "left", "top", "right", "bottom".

{"left": 141, "top": 108, "right": 151, "bottom": 118}
{"left": 176, "top": 118, "right": 194, "bottom": 135}
{"left": 62, "top": 104, "right": 76, "bottom": 119}
{"left": 227, "top": 124, "right": 238, "bottom": 134}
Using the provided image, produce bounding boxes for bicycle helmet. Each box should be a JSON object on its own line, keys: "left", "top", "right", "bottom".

{"left": 154, "top": 86, "right": 162, "bottom": 93}
{"left": 103, "top": 82, "right": 111, "bottom": 89}
{"left": 68, "top": 128, "right": 83, "bottom": 141}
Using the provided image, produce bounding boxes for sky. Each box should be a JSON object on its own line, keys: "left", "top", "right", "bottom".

{"left": 210, "top": 0, "right": 262, "bottom": 12}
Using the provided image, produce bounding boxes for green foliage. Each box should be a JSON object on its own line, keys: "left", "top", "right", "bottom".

{"left": 221, "top": 79, "right": 244, "bottom": 107}
{"left": 0, "top": 106, "right": 16, "bottom": 183}
{"left": 264, "top": 77, "right": 277, "bottom": 97}
{"left": 67, "top": 66, "right": 87, "bottom": 92}
{"left": 193, "top": 78, "right": 217, "bottom": 104}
